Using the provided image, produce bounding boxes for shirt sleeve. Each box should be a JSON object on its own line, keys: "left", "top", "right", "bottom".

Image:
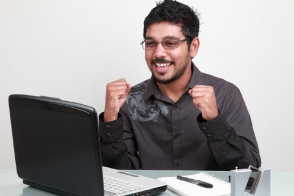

{"left": 197, "top": 87, "right": 261, "bottom": 171}
{"left": 98, "top": 103, "right": 140, "bottom": 169}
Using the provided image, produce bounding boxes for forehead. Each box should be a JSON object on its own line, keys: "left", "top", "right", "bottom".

{"left": 145, "top": 21, "right": 184, "bottom": 40}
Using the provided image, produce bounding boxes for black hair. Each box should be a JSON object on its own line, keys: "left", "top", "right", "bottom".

{"left": 143, "top": 0, "right": 200, "bottom": 50}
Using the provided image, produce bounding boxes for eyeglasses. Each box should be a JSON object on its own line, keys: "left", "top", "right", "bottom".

{"left": 140, "top": 39, "right": 188, "bottom": 50}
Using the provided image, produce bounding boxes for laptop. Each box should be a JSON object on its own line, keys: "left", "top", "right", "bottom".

{"left": 9, "top": 94, "right": 167, "bottom": 196}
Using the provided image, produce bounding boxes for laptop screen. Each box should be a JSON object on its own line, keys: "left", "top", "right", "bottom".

{"left": 9, "top": 95, "right": 104, "bottom": 196}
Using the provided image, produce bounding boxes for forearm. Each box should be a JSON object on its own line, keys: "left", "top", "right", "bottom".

{"left": 99, "top": 112, "right": 130, "bottom": 169}
{"left": 197, "top": 113, "right": 261, "bottom": 171}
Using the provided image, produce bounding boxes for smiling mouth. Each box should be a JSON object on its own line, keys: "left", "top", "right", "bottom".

{"left": 156, "top": 62, "right": 171, "bottom": 67}
{"left": 153, "top": 62, "right": 173, "bottom": 73}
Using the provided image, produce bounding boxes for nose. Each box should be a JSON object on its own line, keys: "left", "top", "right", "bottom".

{"left": 153, "top": 42, "right": 167, "bottom": 58}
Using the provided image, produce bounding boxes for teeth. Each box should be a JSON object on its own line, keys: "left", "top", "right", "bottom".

{"left": 156, "top": 63, "right": 171, "bottom": 67}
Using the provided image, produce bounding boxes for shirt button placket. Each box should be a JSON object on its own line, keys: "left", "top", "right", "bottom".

{"left": 172, "top": 104, "right": 181, "bottom": 169}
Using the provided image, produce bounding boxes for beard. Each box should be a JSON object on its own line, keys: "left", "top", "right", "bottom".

{"left": 150, "top": 56, "right": 190, "bottom": 84}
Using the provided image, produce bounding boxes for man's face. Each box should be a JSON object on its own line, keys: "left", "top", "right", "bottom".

{"left": 144, "top": 21, "right": 191, "bottom": 84}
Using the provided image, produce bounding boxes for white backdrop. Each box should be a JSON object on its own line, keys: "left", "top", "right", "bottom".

{"left": 1, "top": 0, "right": 293, "bottom": 171}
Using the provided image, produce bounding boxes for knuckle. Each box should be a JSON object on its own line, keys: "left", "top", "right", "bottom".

{"left": 107, "top": 86, "right": 114, "bottom": 91}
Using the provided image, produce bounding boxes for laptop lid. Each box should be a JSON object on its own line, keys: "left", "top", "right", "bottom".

{"left": 9, "top": 94, "right": 104, "bottom": 196}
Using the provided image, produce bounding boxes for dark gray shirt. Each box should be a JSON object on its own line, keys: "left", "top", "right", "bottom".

{"left": 99, "top": 63, "right": 261, "bottom": 170}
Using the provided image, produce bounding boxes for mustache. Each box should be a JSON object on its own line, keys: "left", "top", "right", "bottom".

{"left": 151, "top": 58, "right": 174, "bottom": 64}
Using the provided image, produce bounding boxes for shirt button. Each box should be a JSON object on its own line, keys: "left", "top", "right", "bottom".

{"left": 175, "top": 133, "right": 179, "bottom": 138}
{"left": 202, "top": 127, "right": 206, "bottom": 130}
{"left": 175, "top": 163, "right": 180, "bottom": 167}
{"left": 106, "top": 125, "right": 110, "bottom": 129}
{"left": 107, "top": 133, "right": 111, "bottom": 137}
{"left": 207, "top": 134, "right": 211, "bottom": 137}
{"left": 173, "top": 105, "right": 177, "bottom": 109}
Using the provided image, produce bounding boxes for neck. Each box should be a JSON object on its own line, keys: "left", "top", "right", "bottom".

{"left": 156, "top": 62, "right": 192, "bottom": 103}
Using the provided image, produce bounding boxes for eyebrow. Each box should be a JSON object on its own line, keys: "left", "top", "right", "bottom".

{"left": 144, "top": 37, "right": 153, "bottom": 40}
{"left": 163, "top": 36, "right": 179, "bottom": 40}
{"left": 145, "top": 36, "right": 180, "bottom": 41}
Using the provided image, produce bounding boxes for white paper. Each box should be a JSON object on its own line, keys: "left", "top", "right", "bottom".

{"left": 158, "top": 172, "right": 230, "bottom": 196}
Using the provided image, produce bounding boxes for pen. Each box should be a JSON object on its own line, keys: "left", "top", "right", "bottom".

{"left": 177, "top": 175, "right": 213, "bottom": 188}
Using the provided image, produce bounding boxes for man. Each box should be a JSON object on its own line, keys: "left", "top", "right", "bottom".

{"left": 99, "top": 0, "right": 261, "bottom": 171}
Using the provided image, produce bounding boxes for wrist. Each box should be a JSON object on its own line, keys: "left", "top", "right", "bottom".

{"left": 202, "top": 109, "right": 219, "bottom": 121}
{"left": 104, "top": 112, "right": 118, "bottom": 122}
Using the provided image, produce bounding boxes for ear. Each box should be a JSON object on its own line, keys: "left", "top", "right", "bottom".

{"left": 189, "top": 37, "right": 200, "bottom": 58}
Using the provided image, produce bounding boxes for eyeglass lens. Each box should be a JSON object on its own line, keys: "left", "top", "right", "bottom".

{"left": 144, "top": 40, "right": 180, "bottom": 50}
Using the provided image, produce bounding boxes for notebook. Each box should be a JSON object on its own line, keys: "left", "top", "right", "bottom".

{"left": 9, "top": 94, "right": 167, "bottom": 196}
{"left": 158, "top": 172, "right": 230, "bottom": 196}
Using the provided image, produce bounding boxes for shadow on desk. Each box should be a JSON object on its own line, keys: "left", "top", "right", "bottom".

{"left": 20, "top": 187, "right": 57, "bottom": 196}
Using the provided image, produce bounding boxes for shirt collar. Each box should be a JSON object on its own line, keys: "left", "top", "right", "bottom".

{"left": 143, "top": 62, "right": 205, "bottom": 102}
{"left": 187, "top": 62, "right": 205, "bottom": 90}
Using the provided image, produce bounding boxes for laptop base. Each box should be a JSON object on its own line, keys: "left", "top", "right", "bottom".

{"left": 24, "top": 179, "right": 166, "bottom": 196}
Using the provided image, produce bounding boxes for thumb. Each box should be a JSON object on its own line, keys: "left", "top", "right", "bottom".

{"left": 126, "top": 84, "right": 132, "bottom": 94}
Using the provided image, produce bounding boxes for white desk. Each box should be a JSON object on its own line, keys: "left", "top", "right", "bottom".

{"left": 0, "top": 169, "right": 293, "bottom": 196}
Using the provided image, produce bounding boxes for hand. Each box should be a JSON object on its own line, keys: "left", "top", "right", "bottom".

{"left": 104, "top": 78, "right": 132, "bottom": 122}
{"left": 188, "top": 85, "right": 219, "bottom": 121}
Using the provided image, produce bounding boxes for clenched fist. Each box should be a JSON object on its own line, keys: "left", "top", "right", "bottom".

{"left": 188, "top": 85, "right": 219, "bottom": 121}
{"left": 104, "top": 79, "right": 132, "bottom": 122}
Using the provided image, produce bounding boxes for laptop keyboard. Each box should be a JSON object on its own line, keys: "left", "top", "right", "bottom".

{"left": 104, "top": 177, "right": 146, "bottom": 195}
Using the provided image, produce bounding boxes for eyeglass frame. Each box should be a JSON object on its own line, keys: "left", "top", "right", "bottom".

{"left": 140, "top": 38, "right": 188, "bottom": 50}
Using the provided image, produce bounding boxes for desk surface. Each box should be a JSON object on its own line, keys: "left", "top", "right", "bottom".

{"left": 0, "top": 169, "right": 293, "bottom": 196}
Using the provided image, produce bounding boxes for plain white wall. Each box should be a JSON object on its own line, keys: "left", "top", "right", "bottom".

{"left": 1, "top": 0, "right": 293, "bottom": 171}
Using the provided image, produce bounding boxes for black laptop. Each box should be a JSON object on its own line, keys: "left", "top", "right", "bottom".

{"left": 9, "top": 94, "right": 167, "bottom": 196}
